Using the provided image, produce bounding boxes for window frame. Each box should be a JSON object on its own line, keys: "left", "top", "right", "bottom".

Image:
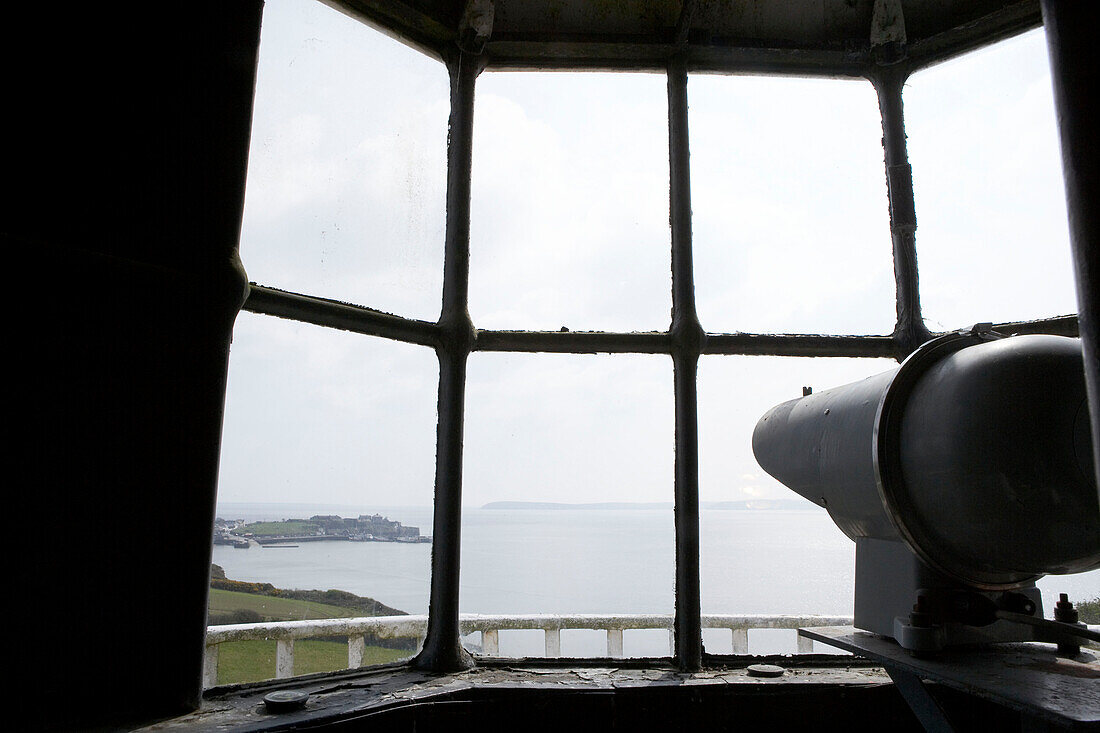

{"left": 237, "top": 16, "right": 1076, "bottom": 673}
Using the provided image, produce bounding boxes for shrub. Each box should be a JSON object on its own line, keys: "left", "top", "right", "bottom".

{"left": 211, "top": 577, "right": 279, "bottom": 595}
{"left": 1077, "top": 597, "right": 1100, "bottom": 624}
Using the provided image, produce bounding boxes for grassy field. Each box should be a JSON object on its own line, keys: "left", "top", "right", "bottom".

{"left": 209, "top": 588, "right": 358, "bottom": 621}
{"left": 234, "top": 520, "right": 317, "bottom": 536}
{"left": 215, "top": 640, "right": 411, "bottom": 685}
{"left": 209, "top": 587, "right": 413, "bottom": 684}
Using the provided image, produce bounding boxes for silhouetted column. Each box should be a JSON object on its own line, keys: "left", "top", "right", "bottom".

{"left": 415, "top": 49, "right": 482, "bottom": 672}
{"left": 1040, "top": 0, "right": 1100, "bottom": 497}
{"left": 668, "top": 56, "right": 704, "bottom": 671}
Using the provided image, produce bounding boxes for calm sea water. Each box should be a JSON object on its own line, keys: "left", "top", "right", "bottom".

{"left": 211, "top": 503, "right": 1100, "bottom": 657}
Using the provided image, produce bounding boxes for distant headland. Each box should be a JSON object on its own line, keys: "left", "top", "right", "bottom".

{"left": 480, "top": 499, "right": 820, "bottom": 511}
{"left": 213, "top": 513, "right": 430, "bottom": 548}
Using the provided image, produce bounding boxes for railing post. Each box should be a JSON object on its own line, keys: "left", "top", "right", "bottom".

{"left": 796, "top": 634, "right": 814, "bottom": 654}
{"left": 607, "top": 628, "right": 624, "bottom": 658}
{"left": 275, "top": 639, "right": 295, "bottom": 679}
{"left": 545, "top": 628, "right": 561, "bottom": 657}
{"left": 732, "top": 627, "right": 748, "bottom": 654}
{"left": 482, "top": 629, "right": 499, "bottom": 656}
{"left": 203, "top": 643, "right": 219, "bottom": 688}
{"left": 668, "top": 629, "right": 676, "bottom": 656}
{"left": 348, "top": 635, "right": 366, "bottom": 668}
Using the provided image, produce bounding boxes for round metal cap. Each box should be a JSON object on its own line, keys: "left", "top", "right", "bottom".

{"left": 263, "top": 689, "right": 309, "bottom": 712}
{"left": 746, "top": 664, "right": 785, "bottom": 678}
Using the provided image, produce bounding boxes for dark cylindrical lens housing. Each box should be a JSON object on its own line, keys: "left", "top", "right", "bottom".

{"left": 753, "top": 333, "right": 1100, "bottom": 588}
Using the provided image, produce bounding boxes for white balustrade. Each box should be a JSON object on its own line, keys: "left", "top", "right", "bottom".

{"left": 544, "top": 628, "right": 561, "bottom": 657}
{"left": 202, "top": 613, "right": 855, "bottom": 688}
{"left": 482, "top": 629, "right": 499, "bottom": 655}
{"left": 607, "top": 628, "right": 623, "bottom": 657}
{"left": 275, "top": 639, "right": 294, "bottom": 679}
{"left": 348, "top": 635, "right": 366, "bottom": 668}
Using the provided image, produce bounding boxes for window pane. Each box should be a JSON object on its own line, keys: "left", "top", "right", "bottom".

{"left": 213, "top": 312, "right": 438, "bottom": 678}
{"left": 461, "top": 353, "right": 674, "bottom": 658}
{"left": 905, "top": 28, "right": 1076, "bottom": 330}
{"left": 698, "top": 355, "right": 896, "bottom": 656}
{"left": 240, "top": 0, "right": 447, "bottom": 321}
{"left": 691, "top": 75, "right": 894, "bottom": 335}
{"left": 470, "top": 72, "right": 672, "bottom": 333}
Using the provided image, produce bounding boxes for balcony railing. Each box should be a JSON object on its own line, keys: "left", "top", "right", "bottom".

{"left": 203, "top": 613, "right": 854, "bottom": 688}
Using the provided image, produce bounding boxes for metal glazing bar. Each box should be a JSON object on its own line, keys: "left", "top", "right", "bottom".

{"left": 245, "top": 288, "right": 1074, "bottom": 357}
{"left": 672, "top": 354, "right": 703, "bottom": 670}
{"left": 1040, "top": 0, "right": 1100, "bottom": 500}
{"left": 476, "top": 330, "right": 669, "bottom": 353}
{"left": 873, "top": 67, "right": 931, "bottom": 360}
{"left": 244, "top": 284, "right": 439, "bottom": 347}
{"left": 478, "top": 330, "right": 897, "bottom": 357}
{"left": 905, "top": 4, "right": 1040, "bottom": 73}
{"left": 704, "top": 333, "right": 895, "bottom": 358}
{"left": 415, "top": 49, "right": 482, "bottom": 673}
{"left": 673, "top": 0, "right": 697, "bottom": 47}
{"left": 989, "top": 314, "right": 1079, "bottom": 337}
{"left": 668, "top": 55, "right": 704, "bottom": 672}
{"left": 482, "top": 42, "right": 870, "bottom": 78}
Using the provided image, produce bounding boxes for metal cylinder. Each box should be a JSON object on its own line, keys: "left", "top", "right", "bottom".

{"left": 752, "top": 332, "right": 1100, "bottom": 589}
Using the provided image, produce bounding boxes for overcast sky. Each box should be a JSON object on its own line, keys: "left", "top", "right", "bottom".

{"left": 217, "top": 0, "right": 1077, "bottom": 510}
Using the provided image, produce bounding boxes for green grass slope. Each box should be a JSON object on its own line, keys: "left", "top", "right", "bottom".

{"left": 207, "top": 569, "right": 417, "bottom": 684}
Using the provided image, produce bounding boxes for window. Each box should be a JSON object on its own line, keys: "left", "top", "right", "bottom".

{"left": 695, "top": 355, "right": 897, "bottom": 654}
{"left": 470, "top": 72, "right": 671, "bottom": 332}
{"left": 905, "top": 28, "right": 1076, "bottom": 330}
{"left": 213, "top": 1, "right": 1095, "bottom": 684}
{"left": 691, "top": 75, "right": 894, "bottom": 335}
{"left": 462, "top": 353, "right": 674, "bottom": 657}
{"left": 239, "top": 0, "right": 448, "bottom": 320}
{"left": 212, "top": 0, "right": 446, "bottom": 682}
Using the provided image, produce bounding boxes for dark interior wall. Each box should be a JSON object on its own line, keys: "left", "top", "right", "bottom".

{"left": 9, "top": 2, "right": 263, "bottom": 729}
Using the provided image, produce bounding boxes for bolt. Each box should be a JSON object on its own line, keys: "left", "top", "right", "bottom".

{"left": 1054, "top": 593, "right": 1078, "bottom": 624}
{"left": 1054, "top": 593, "right": 1080, "bottom": 658}
{"left": 909, "top": 595, "right": 934, "bottom": 629}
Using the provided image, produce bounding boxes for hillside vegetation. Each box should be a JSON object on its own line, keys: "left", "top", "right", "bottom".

{"left": 207, "top": 565, "right": 416, "bottom": 684}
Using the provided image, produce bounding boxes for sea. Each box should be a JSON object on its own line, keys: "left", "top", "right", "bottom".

{"left": 211, "top": 503, "right": 1100, "bottom": 658}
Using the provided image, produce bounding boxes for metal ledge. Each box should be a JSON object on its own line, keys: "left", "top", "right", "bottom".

{"left": 149, "top": 662, "right": 897, "bottom": 731}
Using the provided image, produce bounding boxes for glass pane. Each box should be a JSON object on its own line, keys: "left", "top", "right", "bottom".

{"left": 240, "top": 0, "right": 447, "bottom": 321}
{"left": 212, "top": 311, "right": 438, "bottom": 679}
{"left": 698, "top": 355, "right": 896, "bottom": 655}
{"left": 905, "top": 28, "right": 1076, "bottom": 330}
{"left": 461, "top": 353, "right": 674, "bottom": 658}
{"left": 470, "top": 72, "right": 672, "bottom": 333}
{"left": 691, "top": 75, "right": 894, "bottom": 335}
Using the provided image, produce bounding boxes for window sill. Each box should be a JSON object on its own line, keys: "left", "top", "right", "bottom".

{"left": 146, "top": 658, "right": 898, "bottom": 731}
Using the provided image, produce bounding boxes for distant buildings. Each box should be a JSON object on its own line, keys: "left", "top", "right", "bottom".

{"left": 214, "top": 513, "right": 429, "bottom": 546}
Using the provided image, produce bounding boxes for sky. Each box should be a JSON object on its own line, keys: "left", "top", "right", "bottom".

{"left": 217, "top": 0, "right": 1078, "bottom": 510}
